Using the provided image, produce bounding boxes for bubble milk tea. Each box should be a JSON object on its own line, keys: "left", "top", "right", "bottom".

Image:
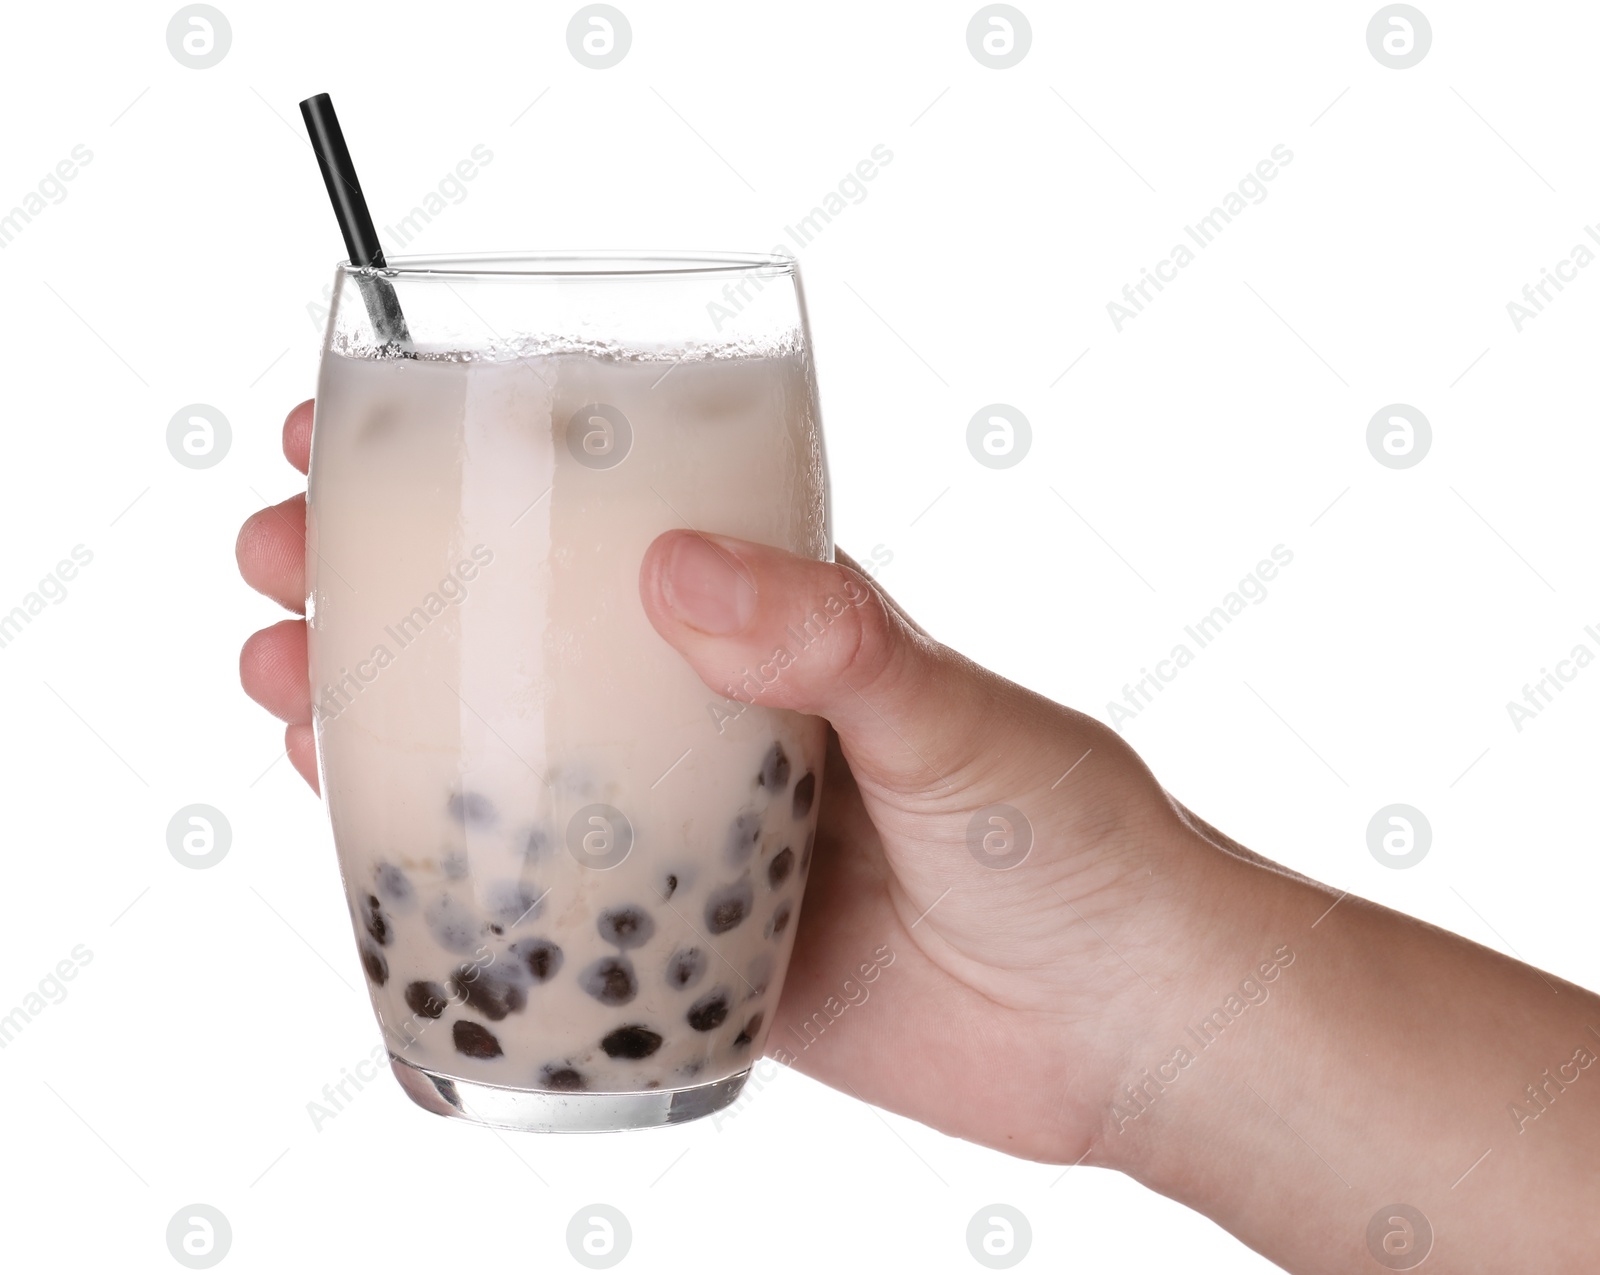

{"left": 307, "top": 337, "right": 830, "bottom": 1118}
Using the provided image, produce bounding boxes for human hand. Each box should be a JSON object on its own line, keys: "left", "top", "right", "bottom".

{"left": 241, "top": 398, "right": 1600, "bottom": 1272}
{"left": 633, "top": 525, "right": 1251, "bottom": 1165}
{"left": 237, "top": 398, "right": 1244, "bottom": 1166}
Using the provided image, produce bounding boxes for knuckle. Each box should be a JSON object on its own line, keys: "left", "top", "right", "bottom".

{"left": 815, "top": 564, "right": 897, "bottom": 688}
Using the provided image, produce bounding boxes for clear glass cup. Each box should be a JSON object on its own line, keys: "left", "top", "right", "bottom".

{"left": 305, "top": 252, "right": 830, "bottom": 1131}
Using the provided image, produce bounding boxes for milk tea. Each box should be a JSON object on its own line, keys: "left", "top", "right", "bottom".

{"left": 307, "top": 340, "right": 828, "bottom": 1101}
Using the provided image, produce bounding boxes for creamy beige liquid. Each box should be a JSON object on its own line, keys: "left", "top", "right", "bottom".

{"left": 307, "top": 343, "right": 827, "bottom": 1093}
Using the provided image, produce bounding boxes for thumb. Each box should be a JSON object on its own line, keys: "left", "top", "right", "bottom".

{"left": 639, "top": 530, "right": 1008, "bottom": 791}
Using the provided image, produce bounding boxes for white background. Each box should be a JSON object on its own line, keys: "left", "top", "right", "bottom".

{"left": 2, "top": 1, "right": 1596, "bottom": 1270}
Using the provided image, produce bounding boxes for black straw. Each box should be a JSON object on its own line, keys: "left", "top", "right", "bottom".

{"left": 299, "top": 92, "right": 411, "bottom": 348}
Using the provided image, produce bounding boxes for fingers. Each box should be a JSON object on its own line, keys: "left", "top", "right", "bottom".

{"left": 639, "top": 531, "right": 1022, "bottom": 791}
{"left": 236, "top": 493, "right": 306, "bottom": 613}
{"left": 286, "top": 723, "right": 319, "bottom": 794}
{"left": 237, "top": 401, "right": 312, "bottom": 612}
{"left": 243, "top": 618, "right": 318, "bottom": 793}
{"left": 237, "top": 401, "right": 316, "bottom": 794}
{"left": 284, "top": 399, "right": 313, "bottom": 475}
{"left": 240, "top": 619, "right": 311, "bottom": 724}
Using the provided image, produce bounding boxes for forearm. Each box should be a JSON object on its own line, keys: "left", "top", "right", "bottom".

{"left": 1101, "top": 840, "right": 1600, "bottom": 1272}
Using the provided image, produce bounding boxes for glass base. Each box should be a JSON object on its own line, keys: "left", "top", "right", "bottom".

{"left": 388, "top": 1054, "right": 750, "bottom": 1132}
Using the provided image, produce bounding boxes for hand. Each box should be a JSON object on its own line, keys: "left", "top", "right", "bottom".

{"left": 634, "top": 525, "right": 1248, "bottom": 1164}
{"left": 239, "top": 398, "right": 1239, "bottom": 1166}
{"left": 242, "top": 399, "right": 1600, "bottom": 1272}
{"left": 634, "top": 521, "right": 1600, "bottom": 1272}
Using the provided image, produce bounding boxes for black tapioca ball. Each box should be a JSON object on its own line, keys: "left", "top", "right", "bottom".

{"left": 726, "top": 810, "right": 762, "bottom": 865}
{"left": 510, "top": 937, "right": 564, "bottom": 983}
{"left": 733, "top": 1011, "right": 764, "bottom": 1048}
{"left": 404, "top": 980, "right": 449, "bottom": 1019}
{"left": 767, "top": 847, "right": 794, "bottom": 889}
{"left": 521, "top": 826, "right": 552, "bottom": 860}
{"left": 660, "top": 868, "right": 695, "bottom": 900}
{"left": 792, "top": 771, "right": 816, "bottom": 820}
{"left": 447, "top": 790, "right": 498, "bottom": 827}
{"left": 580, "top": 956, "right": 638, "bottom": 1006}
{"left": 705, "top": 881, "right": 753, "bottom": 935}
{"left": 375, "top": 863, "right": 415, "bottom": 908}
{"left": 552, "top": 765, "right": 599, "bottom": 800}
{"left": 766, "top": 901, "right": 793, "bottom": 939}
{"left": 687, "top": 989, "right": 731, "bottom": 1032}
{"left": 666, "top": 947, "right": 707, "bottom": 990}
{"left": 485, "top": 880, "right": 545, "bottom": 928}
{"left": 451, "top": 959, "right": 527, "bottom": 1021}
{"left": 602, "top": 1025, "right": 664, "bottom": 1060}
{"left": 541, "top": 1064, "right": 586, "bottom": 1091}
{"left": 424, "top": 894, "right": 483, "bottom": 954}
{"left": 359, "top": 939, "right": 389, "bottom": 986}
{"left": 597, "top": 905, "right": 656, "bottom": 950}
{"left": 758, "top": 742, "right": 791, "bottom": 790}
{"left": 358, "top": 894, "right": 391, "bottom": 946}
{"left": 453, "top": 1020, "right": 502, "bottom": 1059}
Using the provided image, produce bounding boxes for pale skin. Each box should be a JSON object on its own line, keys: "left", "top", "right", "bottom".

{"left": 241, "top": 399, "right": 1600, "bottom": 1271}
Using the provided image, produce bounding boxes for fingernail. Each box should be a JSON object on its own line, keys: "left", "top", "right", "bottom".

{"left": 661, "top": 535, "right": 756, "bottom": 635}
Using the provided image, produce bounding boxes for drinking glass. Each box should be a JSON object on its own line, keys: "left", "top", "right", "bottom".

{"left": 306, "top": 252, "right": 829, "bottom": 1131}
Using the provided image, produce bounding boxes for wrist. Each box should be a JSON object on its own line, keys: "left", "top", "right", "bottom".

{"left": 1086, "top": 840, "right": 1311, "bottom": 1180}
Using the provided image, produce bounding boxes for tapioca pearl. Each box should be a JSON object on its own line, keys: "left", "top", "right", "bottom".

{"left": 451, "top": 960, "right": 528, "bottom": 1022}
{"left": 764, "top": 901, "right": 793, "bottom": 940}
{"left": 745, "top": 953, "right": 774, "bottom": 998}
{"left": 540, "top": 1064, "right": 586, "bottom": 1091}
{"left": 551, "top": 765, "right": 599, "bottom": 800}
{"left": 358, "top": 894, "right": 391, "bottom": 946}
{"left": 520, "top": 825, "right": 552, "bottom": 861}
{"left": 424, "top": 894, "right": 485, "bottom": 954}
{"left": 453, "top": 1020, "right": 502, "bottom": 1059}
{"left": 597, "top": 905, "right": 656, "bottom": 950}
{"left": 580, "top": 956, "right": 638, "bottom": 1006}
{"left": 733, "top": 1011, "right": 764, "bottom": 1048}
{"left": 375, "top": 863, "right": 416, "bottom": 909}
{"left": 484, "top": 880, "right": 546, "bottom": 928}
{"left": 687, "top": 989, "right": 731, "bottom": 1032}
{"left": 791, "top": 772, "right": 816, "bottom": 820}
{"left": 359, "top": 939, "right": 389, "bottom": 986}
{"left": 705, "top": 880, "right": 754, "bottom": 935}
{"left": 510, "top": 937, "right": 564, "bottom": 984}
{"left": 799, "top": 830, "right": 815, "bottom": 876}
{"left": 447, "top": 790, "right": 498, "bottom": 828}
{"left": 660, "top": 867, "right": 696, "bottom": 902}
{"left": 767, "top": 847, "right": 794, "bottom": 890}
{"left": 725, "top": 810, "right": 761, "bottom": 866}
{"left": 601, "top": 1025, "right": 664, "bottom": 1060}
{"left": 758, "top": 742, "right": 791, "bottom": 791}
{"left": 666, "top": 947, "right": 707, "bottom": 990}
{"left": 404, "top": 980, "right": 449, "bottom": 1020}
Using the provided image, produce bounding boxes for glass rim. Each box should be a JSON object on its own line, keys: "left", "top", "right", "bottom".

{"left": 338, "top": 250, "right": 798, "bottom": 280}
